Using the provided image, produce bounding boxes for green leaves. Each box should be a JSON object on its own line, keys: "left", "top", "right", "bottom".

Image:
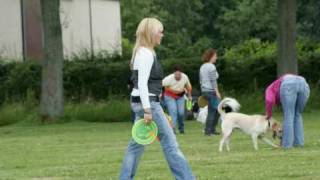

{"left": 217, "top": 0, "right": 277, "bottom": 46}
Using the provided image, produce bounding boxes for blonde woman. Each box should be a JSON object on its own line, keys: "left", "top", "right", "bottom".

{"left": 119, "top": 18, "right": 195, "bottom": 180}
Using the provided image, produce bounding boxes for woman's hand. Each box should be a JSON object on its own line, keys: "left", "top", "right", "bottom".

{"left": 144, "top": 109, "right": 152, "bottom": 123}
{"left": 216, "top": 91, "right": 221, "bottom": 99}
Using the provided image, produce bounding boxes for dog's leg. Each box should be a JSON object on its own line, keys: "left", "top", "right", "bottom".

{"left": 219, "top": 136, "right": 226, "bottom": 152}
{"left": 262, "top": 137, "right": 279, "bottom": 148}
{"left": 226, "top": 135, "right": 231, "bottom": 151}
{"left": 219, "top": 129, "right": 232, "bottom": 152}
{"left": 251, "top": 134, "right": 259, "bottom": 150}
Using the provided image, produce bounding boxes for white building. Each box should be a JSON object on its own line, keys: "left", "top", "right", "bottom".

{"left": 0, "top": 0, "right": 121, "bottom": 61}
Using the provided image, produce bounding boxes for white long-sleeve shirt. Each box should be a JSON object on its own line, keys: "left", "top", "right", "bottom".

{"left": 131, "top": 47, "right": 156, "bottom": 109}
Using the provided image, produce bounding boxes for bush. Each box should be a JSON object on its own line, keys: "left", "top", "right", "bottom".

{"left": 222, "top": 39, "right": 277, "bottom": 92}
{"left": 64, "top": 97, "right": 131, "bottom": 122}
{"left": 0, "top": 38, "right": 319, "bottom": 103}
{"left": 0, "top": 59, "right": 132, "bottom": 103}
{"left": 63, "top": 98, "right": 131, "bottom": 123}
{"left": 222, "top": 38, "right": 320, "bottom": 92}
{"left": 305, "top": 85, "right": 320, "bottom": 112}
{"left": 1, "top": 87, "right": 319, "bottom": 124}
{"left": 0, "top": 61, "right": 41, "bottom": 103}
{"left": 297, "top": 38, "right": 320, "bottom": 85}
{"left": 0, "top": 96, "right": 131, "bottom": 125}
{"left": 64, "top": 59, "right": 131, "bottom": 101}
{"left": 0, "top": 95, "right": 132, "bottom": 125}
{"left": 0, "top": 104, "right": 27, "bottom": 126}
{"left": 0, "top": 101, "right": 40, "bottom": 126}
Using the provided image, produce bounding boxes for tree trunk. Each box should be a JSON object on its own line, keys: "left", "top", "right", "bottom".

{"left": 40, "top": 0, "right": 64, "bottom": 121}
{"left": 277, "top": 0, "right": 298, "bottom": 77}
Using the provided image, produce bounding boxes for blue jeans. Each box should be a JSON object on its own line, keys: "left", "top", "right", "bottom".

{"left": 119, "top": 101, "right": 195, "bottom": 180}
{"left": 202, "top": 91, "right": 220, "bottom": 134}
{"left": 164, "top": 95, "right": 185, "bottom": 133}
{"left": 280, "top": 76, "right": 310, "bottom": 149}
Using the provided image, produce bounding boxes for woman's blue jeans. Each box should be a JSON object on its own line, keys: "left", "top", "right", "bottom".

{"left": 280, "top": 76, "right": 310, "bottom": 149}
{"left": 119, "top": 101, "right": 195, "bottom": 180}
{"left": 164, "top": 95, "right": 185, "bottom": 133}
{"left": 202, "top": 91, "right": 220, "bottom": 134}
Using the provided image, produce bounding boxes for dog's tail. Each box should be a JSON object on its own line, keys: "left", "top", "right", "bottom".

{"left": 217, "top": 97, "right": 241, "bottom": 116}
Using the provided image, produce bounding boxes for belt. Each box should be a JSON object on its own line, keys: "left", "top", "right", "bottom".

{"left": 164, "top": 89, "right": 185, "bottom": 99}
{"left": 131, "top": 96, "right": 160, "bottom": 103}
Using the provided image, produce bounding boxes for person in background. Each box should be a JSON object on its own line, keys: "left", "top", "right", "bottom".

{"left": 162, "top": 65, "right": 192, "bottom": 134}
{"left": 119, "top": 17, "right": 195, "bottom": 180}
{"left": 199, "top": 48, "right": 221, "bottom": 136}
{"left": 265, "top": 74, "right": 310, "bottom": 149}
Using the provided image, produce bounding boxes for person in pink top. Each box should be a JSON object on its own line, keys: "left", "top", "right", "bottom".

{"left": 265, "top": 74, "right": 310, "bottom": 149}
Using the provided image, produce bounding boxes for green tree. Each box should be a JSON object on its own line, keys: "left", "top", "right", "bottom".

{"left": 154, "top": 0, "right": 212, "bottom": 58}
{"left": 297, "top": 0, "right": 320, "bottom": 40}
{"left": 120, "top": 0, "right": 155, "bottom": 42}
{"left": 120, "top": 0, "right": 213, "bottom": 59}
{"left": 201, "top": 0, "right": 235, "bottom": 48}
{"left": 217, "top": 0, "right": 277, "bottom": 46}
{"left": 120, "top": 0, "right": 319, "bottom": 61}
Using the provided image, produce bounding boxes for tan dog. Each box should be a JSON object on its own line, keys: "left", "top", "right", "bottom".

{"left": 218, "top": 98, "right": 282, "bottom": 152}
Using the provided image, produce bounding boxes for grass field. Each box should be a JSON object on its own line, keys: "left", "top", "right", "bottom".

{"left": 0, "top": 112, "right": 319, "bottom": 180}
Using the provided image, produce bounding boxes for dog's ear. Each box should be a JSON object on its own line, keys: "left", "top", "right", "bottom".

{"left": 265, "top": 116, "right": 272, "bottom": 127}
{"left": 272, "top": 122, "right": 278, "bottom": 130}
{"left": 224, "top": 106, "right": 232, "bottom": 113}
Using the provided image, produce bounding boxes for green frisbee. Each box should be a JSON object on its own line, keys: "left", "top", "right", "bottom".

{"left": 198, "top": 96, "right": 208, "bottom": 108}
{"left": 132, "top": 119, "right": 158, "bottom": 145}
{"left": 186, "top": 100, "right": 192, "bottom": 111}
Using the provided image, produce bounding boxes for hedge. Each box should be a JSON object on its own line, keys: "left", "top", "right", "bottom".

{"left": 0, "top": 38, "right": 319, "bottom": 103}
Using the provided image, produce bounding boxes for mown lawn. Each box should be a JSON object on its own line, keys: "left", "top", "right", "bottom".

{"left": 0, "top": 112, "right": 319, "bottom": 180}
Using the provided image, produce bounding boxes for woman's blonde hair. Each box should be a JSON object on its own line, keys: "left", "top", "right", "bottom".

{"left": 130, "top": 18, "right": 163, "bottom": 68}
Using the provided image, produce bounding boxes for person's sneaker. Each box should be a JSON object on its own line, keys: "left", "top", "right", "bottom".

{"left": 212, "top": 132, "right": 220, "bottom": 135}
{"left": 179, "top": 131, "right": 185, "bottom": 134}
{"left": 172, "top": 129, "right": 176, "bottom": 135}
{"left": 293, "top": 145, "right": 304, "bottom": 148}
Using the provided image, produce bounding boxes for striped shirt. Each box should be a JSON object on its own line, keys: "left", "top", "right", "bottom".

{"left": 199, "top": 62, "right": 219, "bottom": 92}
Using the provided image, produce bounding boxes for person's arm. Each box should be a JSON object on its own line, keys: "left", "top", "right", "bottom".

{"left": 265, "top": 85, "right": 275, "bottom": 119}
{"left": 185, "top": 75, "right": 192, "bottom": 100}
{"left": 162, "top": 74, "right": 172, "bottom": 87}
{"left": 186, "top": 84, "right": 192, "bottom": 100}
{"left": 136, "top": 48, "right": 154, "bottom": 111}
{"left": 210, "top": 64, "right": 221, "bottom": 98}
{"left": 265, "top": 100, "right": 273, "bottom": 119}
{"left": 215, "top": 87, "right": 221, "bottom": 99}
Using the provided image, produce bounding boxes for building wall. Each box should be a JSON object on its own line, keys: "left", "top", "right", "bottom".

{"left": 91, "top": 0, "right": 122, "bottom": 54}
{"left": 61, "top": 0, "right": 122, "bottom": 58}
{"left": 0, "top": 0, "right": 23, "bottom": 60}
{"left": 60, "top": 0, "right": 92, "bottom": 58}
{"left": 0, "top": 0, "right": 121, "bottom": 60}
